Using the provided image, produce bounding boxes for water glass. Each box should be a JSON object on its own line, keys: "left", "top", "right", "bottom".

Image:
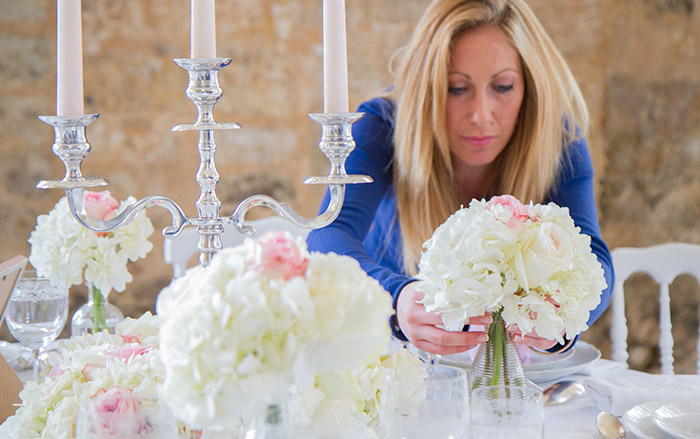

{"left": 470, "top": 383, "right": 545, "bottom": 439}
{"left": 4, "top": 270, "right": 68, "bottom": 380}
{"left": 379, "top": 364, "right": 468, "bottom": 439}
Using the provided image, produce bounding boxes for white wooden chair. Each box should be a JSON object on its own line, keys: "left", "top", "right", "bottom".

{"left": 163, "top": 216, "right": 311, "bottom": 278}
{"left": 610, "top": 242, "right": 700, "bottom": 374}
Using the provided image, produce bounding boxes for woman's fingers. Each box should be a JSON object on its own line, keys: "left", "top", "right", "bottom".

{"left": 506, "top": 324, "right": 560, "bottom": 350}
{"left": 397, "top": 283, "right": 495, "bottom": 355}
{"left": 412, "top": 325, "right": 488, "bottom": 355}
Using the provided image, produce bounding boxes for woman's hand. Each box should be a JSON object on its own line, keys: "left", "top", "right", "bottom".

{"left": 506, "top": 295, "right": 564, "bottom": 351}
{"left": 506, "top": 325, "right": 561, "bottom": 351}
{"left": 396, "top": 282, "right": 492, "bottom": 355}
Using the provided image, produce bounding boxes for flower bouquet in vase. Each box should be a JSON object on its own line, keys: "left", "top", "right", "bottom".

{"left": 29, "top": 190, "right": 154, "bottom": 335}
{"left": 156, "top": 231, "right": 394, "bottom": 437}
{"left": 415, "top": 195, "right": 607, "bottom": 391}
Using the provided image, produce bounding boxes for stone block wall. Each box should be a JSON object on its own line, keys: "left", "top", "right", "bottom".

{"left": 1, "top": 0, "right": 699, "bottom": 373}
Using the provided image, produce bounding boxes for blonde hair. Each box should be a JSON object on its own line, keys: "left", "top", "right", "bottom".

{"left": 392, "top": 0, "right": 589, "bottom": 274}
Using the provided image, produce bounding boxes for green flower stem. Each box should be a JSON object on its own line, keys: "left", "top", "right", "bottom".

{"left": 490, "top": 311, "right": 505, "bottom": 387}
{"left": 91, "top": 287, "right": 107, "bottom": 332}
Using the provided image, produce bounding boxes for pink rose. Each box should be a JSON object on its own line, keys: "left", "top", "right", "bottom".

{"left": 104, "top": 344, "right": 153, "bottom": 362}
{"left": 485, "top": 195, "right": 530, "bottom": 228}
{"left": 83, "top": 190, "right": 120, "bottom": 221}
{"left": 255, "top": 231, "right": 308, "bottom": 280}
{"left": 87, "top": 388, "right": 149, "bottom": 439}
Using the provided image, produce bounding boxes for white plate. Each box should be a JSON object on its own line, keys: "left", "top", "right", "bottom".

{"left": 623, "top": 400, "right": 668, "bottom": 439}
{"left": 417, "top": 341, "right": 600, "bottom": 385}
{"left": 652, "top": 399, "right": 700, "bottom": 439}
{"left": 429, "top": 342, "right": 576, "bottom": 371}
{"left": 524, "top": 342, "right": 601, "bottom": 384}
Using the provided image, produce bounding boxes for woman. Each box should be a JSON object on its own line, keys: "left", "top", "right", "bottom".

{"left": 307, "top": 0, "right": 613, "bottom": 356}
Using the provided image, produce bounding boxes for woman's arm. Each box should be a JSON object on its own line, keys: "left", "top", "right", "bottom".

{"left": 549, "top": 137, "right": 615, "bottom": 327}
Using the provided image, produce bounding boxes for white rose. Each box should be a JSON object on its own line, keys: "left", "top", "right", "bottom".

{"left": 519, "top": 222, "right": 574, "bottom": 289}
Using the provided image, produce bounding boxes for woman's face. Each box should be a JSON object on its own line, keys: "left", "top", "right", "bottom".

{"left": 446, "top": 25, "right": 525, "bottom": 174}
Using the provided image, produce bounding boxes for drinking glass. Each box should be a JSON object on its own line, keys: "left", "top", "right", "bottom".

{"left": 470, "top": 383, "right": 545, "bottom": 439}
{"left": 4, "top": 270, "right": 68, "bottom": 381}
{"left": 379, "top": 363, "right": 468, "bottom": 439}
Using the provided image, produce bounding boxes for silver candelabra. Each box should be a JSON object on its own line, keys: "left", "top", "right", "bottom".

{"left": 37, "top": 57, "right": 372, "bottom": 267}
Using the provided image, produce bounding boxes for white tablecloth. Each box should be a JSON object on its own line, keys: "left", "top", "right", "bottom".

{"left": 542, "top": 358, "right": 627, "bottom": 439}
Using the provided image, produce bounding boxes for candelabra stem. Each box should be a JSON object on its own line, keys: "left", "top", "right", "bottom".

{"left": 173, "top": 58, "right": 239, "bottom": 266}
{"left": 195, "top": 128, "right": 223, "bottom": 266}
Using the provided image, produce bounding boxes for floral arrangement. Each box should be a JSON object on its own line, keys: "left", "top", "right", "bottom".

{"left": 416, "top": 195, "right": 607, "bottom": 343}
{"left": 287, "top": 347, "right": 425, "bottom": 438}
{"left": 156, "top": 231, "right": 395, "bottom": 431}
{"left": 0, "top": 313, "right": 197, "bottom": 439}
{"left": 28, "top": 190, "right": 154, "bottom": 297}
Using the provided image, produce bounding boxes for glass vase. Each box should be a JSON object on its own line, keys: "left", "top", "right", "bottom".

{"left": 469, "top": 310, "right": 527, "bottom": 392}
{"left": 71, "top": 283, "right": 124, "bottom": 335}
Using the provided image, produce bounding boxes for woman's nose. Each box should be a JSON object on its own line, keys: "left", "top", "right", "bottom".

{"left": 469, "top": 94, "right": 492, "bottom": 126}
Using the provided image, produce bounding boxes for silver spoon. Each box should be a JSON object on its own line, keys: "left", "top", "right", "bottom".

{"left": 543, "top": 380, "right": 586, "bottom": 406}
{"left": 596, "top": 411, "right": 626, "bottom": 439}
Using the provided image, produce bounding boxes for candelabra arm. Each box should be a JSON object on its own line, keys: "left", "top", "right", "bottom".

{"left": 231, "top": 184, "right": 345, "bottom": 236}
{"left": 65, "top": 188, "right": 189, "bottom": 237}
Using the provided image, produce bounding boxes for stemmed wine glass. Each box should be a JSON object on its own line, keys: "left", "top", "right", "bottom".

{"left": 5, "top": 270, "right": 68, "bottom": 381}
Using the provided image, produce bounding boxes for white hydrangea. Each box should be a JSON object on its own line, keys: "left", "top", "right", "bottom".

{"left": 28, "top": 195, "right": 154, "bottom": 297}
{"left": 416, "top": 196, "right": 607, "bottom": 343}
{"left": 157, "top": 232, "right": 394, "bottom": 431}
{"left": 0, "top": 314, "right": 197, "bottom": 439}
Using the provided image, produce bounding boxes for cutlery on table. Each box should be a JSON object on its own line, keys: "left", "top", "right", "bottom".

{"left": 543, "top": 380, "right": 586, "bottom": 406}
{"left": 596, "top": 410, "right": 626, "bottom": 439}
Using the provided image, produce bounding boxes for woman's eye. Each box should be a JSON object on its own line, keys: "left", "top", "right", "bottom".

{"left": 494, "top": 84, "right": 515, "bottom": 93}
{"left": 448, "top": 86, "right": 468, "bottom": 95}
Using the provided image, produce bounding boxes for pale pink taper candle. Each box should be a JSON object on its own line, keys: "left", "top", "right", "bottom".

{"left": 322, "top": 0, "right": 349, "bottom": 113}
{"left": 56, "top": 0, "right": 84, "bottom": 116}
{"left": 190, "top": 0, "right": 216, "bottom": 58}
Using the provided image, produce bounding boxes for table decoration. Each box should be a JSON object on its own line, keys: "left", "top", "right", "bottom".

{"left": 28, "top": 190, "right": 154, "bottom": 335}
{"left": 288, "top": 347, "right": 425, "bottom": 438}
{"left": 36, "top": 0, "right": 371, "bottom": 272}
{"left": 0, "top": 313, "right": 200, "bottom": 439}
{"left": 156, "top": 231, "right": 394, "bottom": 435}
{"left": 415, "top": 195, "right": 606, "bottom": 391}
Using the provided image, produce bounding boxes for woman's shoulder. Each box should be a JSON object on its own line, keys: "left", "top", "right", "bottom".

{"left": 559, "top": 135, "right": 594, "bottom": 179}
{"left": 357, "top": 96, "right": 395, "bottom": 125}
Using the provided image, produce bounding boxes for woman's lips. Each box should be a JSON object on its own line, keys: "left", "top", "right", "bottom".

{"left": 464, "top": 136, "right": 496, "bottom": 147}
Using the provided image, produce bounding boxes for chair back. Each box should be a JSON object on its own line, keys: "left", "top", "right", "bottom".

{"left": 610, "top": 242, "right": 700, "bottom": 374}
{"left": 163, "top": 216, "right": 311, "bottom": 278}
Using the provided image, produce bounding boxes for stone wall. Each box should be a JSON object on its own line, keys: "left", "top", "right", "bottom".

{"left": 1, "top": 0, "right": 699, "bottom": 373}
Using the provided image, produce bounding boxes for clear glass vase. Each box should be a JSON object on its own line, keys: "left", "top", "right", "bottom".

{"left": 469, "top": 310, "right": 527, "bottom": 392}
{"left": 71, "top": 284, "right": 124, "bottom": 335}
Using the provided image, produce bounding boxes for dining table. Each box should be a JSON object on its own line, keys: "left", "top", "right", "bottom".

{"left": 2, "top": 337, "right": 697, "bottom": 439}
